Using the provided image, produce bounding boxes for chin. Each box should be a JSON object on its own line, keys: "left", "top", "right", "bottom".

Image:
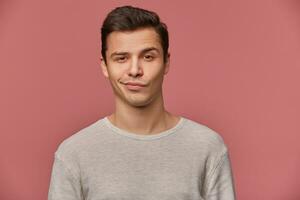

{"left": 127, "top": 97, "right": 154, "bottom": 108}
{"left": 128, "top": 100, "right": 150, "bottom": 108}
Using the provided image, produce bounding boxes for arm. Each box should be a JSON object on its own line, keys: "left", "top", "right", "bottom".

{"left": 204, "top": 151, "right": 236, "bottom": 200}
{"left": 48, "top": 155, "right": 84, "bottom": 200}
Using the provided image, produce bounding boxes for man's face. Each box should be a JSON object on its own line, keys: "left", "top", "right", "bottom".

{"left": 101, "top": 27, "right": 170, "bottom": 108}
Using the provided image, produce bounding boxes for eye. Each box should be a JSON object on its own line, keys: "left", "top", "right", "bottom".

{"left": 115, "top": 56, "right": 127, "bottom": 63}
{"left": 144, "top": 55, "right": 154, "bottom": 61}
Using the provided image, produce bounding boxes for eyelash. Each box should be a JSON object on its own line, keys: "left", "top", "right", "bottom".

{"left": 144, "top": 55, "right": 154, "bottom": 61}
{"left": 116, "top": 57, "right": 126, "bottom": 62}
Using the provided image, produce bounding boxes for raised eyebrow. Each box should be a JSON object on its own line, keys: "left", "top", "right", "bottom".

{"left": 110, "top": 52, "right": 128, "bottom": 58}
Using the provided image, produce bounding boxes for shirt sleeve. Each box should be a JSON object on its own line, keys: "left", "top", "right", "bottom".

{"left": 48, "top": 155, "right": 84, "bottom": 200}
{"left": 204, "top": 151, "right": 236, "bottom": 200}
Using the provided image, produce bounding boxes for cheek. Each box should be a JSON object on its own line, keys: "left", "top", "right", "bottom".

{"left": 151, "top": 64, "right": 166, "bottom": 78}
{"left": 108, "top": 68, "right": 124, "bottom": 80}
{"left": 147, "top": 69, "right": 165, "bottom": 88}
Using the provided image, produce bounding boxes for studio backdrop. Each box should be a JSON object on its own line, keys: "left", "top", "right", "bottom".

{"left": 0, "top": 0, "right": 299, "bottom": 200}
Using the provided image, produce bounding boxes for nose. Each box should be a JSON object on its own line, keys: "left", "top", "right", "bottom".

{"left": 128, "top": 57, "right": 143, "bottom": 77}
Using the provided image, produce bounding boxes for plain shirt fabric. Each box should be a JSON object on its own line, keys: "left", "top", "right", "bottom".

{"left": 48, "top": 116, "right": 236, "bottom": 200}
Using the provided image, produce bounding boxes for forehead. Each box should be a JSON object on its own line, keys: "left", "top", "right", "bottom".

{"left": 106, "top": 27, "right": 162, "bottom": 54}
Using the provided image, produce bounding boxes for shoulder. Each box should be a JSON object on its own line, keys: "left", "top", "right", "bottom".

{"left": 182, "top": 116, "right": 228, "bottom": 155}
{"left": 54, "top": 117, "right": 106, "bottom": 160}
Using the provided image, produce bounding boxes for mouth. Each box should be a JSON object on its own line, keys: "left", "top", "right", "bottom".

{"left": 125, "top": 82, "right": 146, "bottom": 87}
{"left": 124, "top": 82, "right": 146, "bottom": 91}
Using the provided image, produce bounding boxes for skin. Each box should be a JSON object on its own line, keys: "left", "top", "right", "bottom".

{"left": 100, "top": 27, "right": 180, "bottom": 135}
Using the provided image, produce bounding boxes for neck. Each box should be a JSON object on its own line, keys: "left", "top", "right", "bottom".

{"left": 108, "top": 93, "right": 179, "bottom": 135}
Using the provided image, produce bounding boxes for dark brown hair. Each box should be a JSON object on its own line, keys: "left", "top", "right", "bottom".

{"left": 101, "top": 5, "right": 169, "bottom": 64}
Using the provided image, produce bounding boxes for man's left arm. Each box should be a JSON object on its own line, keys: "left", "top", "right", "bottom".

{"left": 204, "top": 150, "right": 236, "bottom": 200}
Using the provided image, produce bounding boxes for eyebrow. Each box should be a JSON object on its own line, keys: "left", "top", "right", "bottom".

{"left": 110, "top": 47, "right": 160, "bottom": 58}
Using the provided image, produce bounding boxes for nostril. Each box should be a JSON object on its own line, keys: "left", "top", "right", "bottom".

{"left": 128, "top": 67, "right": 143, "bottom": 77}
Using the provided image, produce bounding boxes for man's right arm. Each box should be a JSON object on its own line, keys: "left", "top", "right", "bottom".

{"left": 48, "top": 155, "right": 84, "bottom": 200}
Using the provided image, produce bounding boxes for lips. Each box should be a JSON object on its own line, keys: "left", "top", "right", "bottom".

{"left": 123, "top": 81, "right": 146, "bottom": 91}
{"left": 125, "top": 82, "right": 146, "bottom": 87}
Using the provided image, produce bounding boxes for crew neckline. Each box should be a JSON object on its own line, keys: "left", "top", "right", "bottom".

{"left": 102, "top": 116, "right": 186, "bottom": 140}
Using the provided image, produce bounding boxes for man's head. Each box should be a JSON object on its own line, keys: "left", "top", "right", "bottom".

{"left": 100, "top": 6, "right": 170, "bottom": 108}
{"left": 101, "top": 5, "right": 169, "bottom": 64}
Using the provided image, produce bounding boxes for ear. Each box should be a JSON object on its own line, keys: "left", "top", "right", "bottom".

{"left": 100, "top": 57, "right": 109, "bottom": 78}
{"left": 164, "top": 53, "right": 171, "bottom": 75}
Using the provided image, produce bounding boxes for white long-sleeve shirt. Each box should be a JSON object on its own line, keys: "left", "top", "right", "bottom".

{"left": 48, "top": 116, "right": 236, "bottom": 200}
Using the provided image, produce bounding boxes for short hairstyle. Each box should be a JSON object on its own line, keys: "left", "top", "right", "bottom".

{"left": 101, "top": 5, "right": 169, "bottom": 64}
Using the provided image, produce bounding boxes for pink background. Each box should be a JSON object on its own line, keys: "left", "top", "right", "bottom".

{"left": 1, "top": 0, "right": 299, "bottom": 199}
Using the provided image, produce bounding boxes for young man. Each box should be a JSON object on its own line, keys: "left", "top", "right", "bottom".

{"left": 48, "top": 5, "right": 236, "bottom": 200}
